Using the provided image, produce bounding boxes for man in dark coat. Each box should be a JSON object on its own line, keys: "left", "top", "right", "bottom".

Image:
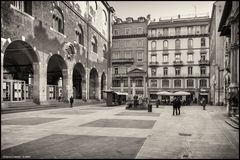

{"left": 176, "top": 98, "right": 181, "bottom": 115}
{"left": 172, "top": 97, "right": 178, "bottom": 115}
{"left": 70, "top": 96, "right": 74, "bottom": 108}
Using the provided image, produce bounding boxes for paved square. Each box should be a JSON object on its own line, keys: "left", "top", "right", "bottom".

{"left": 116, "top": 111, "right": 160, "bottom": 117}
{"left": 49, "top": 110, "right": 95, "bottom": 115}
{"left": 1, "top": 117, "right": 65, "bottom": 125}
{"left": 1, "top": 134, "right": 146, "bottom": 159}
{"left": 80, "top": 119, "right": 156, "bottom": 129}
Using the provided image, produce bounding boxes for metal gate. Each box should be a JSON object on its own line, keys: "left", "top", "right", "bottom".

{"left": 47, "top": 85, "right": 62, "bottom": 101}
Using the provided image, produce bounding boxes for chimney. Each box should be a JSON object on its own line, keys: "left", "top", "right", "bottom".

{"left": 178, "top": 14, "right": 181, "bottom": 19}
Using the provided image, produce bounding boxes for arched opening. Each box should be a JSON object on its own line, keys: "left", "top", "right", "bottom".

{"left": 73, "top": 63, "right": 86, "bottom": 100}
{"left": 52, "top": 7, "right": 64, "bottom": 34}
{"left": 91, "top": 36, "right": 97, "bottom": 53}
{"left": 101, "top": 72, "right": 106, "bottom": 99}
{"left": 103, "top": 44, "right": 107, "bottom": 59}
{"left": 3, "top": 40, "right": 39, "bottom": 102}
{"left": 89, "top": 68, "right": 99, "bottom": 99}
{"left": 47, "top": 54, "right": 67, "bottom": 101}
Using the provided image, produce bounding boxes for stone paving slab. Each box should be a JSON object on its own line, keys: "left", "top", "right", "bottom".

{"left": 1, "top": 117, "right": 65, "bottom": 125}
{"left": 115, "top": 111, "right": 160, "bottom": 117}
{"left": 80, "top": 119, "right": 156, "bottom": 129}
{"left": 48, "top": 109, "right": 96, "bottom": 115}
{"left": 1, "top": 134, "right": 146, "bottom": 159}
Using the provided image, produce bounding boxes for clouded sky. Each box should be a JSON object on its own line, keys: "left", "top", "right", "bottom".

{"left": 108, "top": 1, "right": 214, "bottom": 20}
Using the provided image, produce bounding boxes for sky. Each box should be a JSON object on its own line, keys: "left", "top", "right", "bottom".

{"left": 108, "top": 1, "right": 215, "bottom": 20}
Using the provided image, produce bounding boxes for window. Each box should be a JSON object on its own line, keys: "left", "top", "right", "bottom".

{"left": 163, "top": 40, "right": 168, "bottom": 50}
{"left": 76, "top": 24, "right": 84, "bottom": 45}
{"left": 114, "top": 68, "right": 118, "bottom": 75}
{"left": 112, "top": 80, "right": 120, "bottom": 87}
{"left": 201, "top": 38, "right": 206, "bottom": 47}
{"left": 125, "top": 28, "right": 130, "bottom": 35}
{"left": 103, "top": 10, "right": 107, "bottom": 25}
{"left": 151, "top": 55, "right": 157, "bottom": 62}
{"left": 175, "top": 27, "right": 181, "bottom": 36}
{"left": 125, "top": 40, "right": 130, "bottom": 47}
{"left": 151, "top": 29, "right": 156, "bottom": 36}
{"left": 162, "top": 80, "right": 169, "bottom": 88}
{"left": 151, "top": 41, "right": 156, "bottom": 50}
{"left": 52, "top": 8, "right": 64, "bottom": 34}
{"left": 200, "top": 53, "right": 206, "bottom": 61}
{"left": 163, "top": 54, "right": 168, "bottom": 62}
{"left": 123, "top": 80, "right": 128, "bottom": 87}
{"left": 188, "top": 39, "right": 193, "bottom": 48}
{"left": 113, "top": 52, "right": 119, "bottom": 59}
{"left": 13, "top": 1, "right": 32, "bottom": 15}
{"left": 187, "top": 53, "right": 193, "bottom": 61}
{"left": 188, "top": 26, "right": 193, "bottom": 35}
{"left": 174, "top": 80, "right": 181, "bottom": 88}
{"left": 187, "top": 79, "right": 194, "bottom": 87}
{"left": 137, "top": 51, "right": 143, "bottom": 61}
{"left": 136, "top": 79, "right": 143, "bottom": 87}
{"left": 163, "top": 67, "right": 168, "bottom": 76}
{"left": 200, "top": 66, "right": 206, "bottom": 75}
{"left": 113, "top": 41, "right": 119, "bottom": 48}
{"left": 200, "top": 26, "right": 206, "bottom": 34}
{"left": 175, "top": 67, "right": 181, "bottom": 76}
{"left": 151, "top": 80, "right": 157, "bottom": 87}
{"left": 137, "top": 39, "right": 143, "bottom": 47}
{"left": 151, "top": 68, "right": 156, "bottom": 76}
{"left": 188, "top": 67, "right": 193, "bottom": 75}
{"left": 125, "top": 51, "right": 131, "bottom": 58}
{"left": 114, "top": 29, "right": 119, "bottom": 36}
{"left": 163, "top": 28, "right": 168, "bottom": 36}
{"left": 175, "top": 54, "right": 181, "bottom": 61}
{"left": 103, "top": 44, "right": 107, "bottom": 58}
{"left": 200, "top": 79, "right": 207, "bottom": 87}
{"left": 137, "top": 27, "right": 143, "bottom": 34}
{"left": 91, "top": 36, "right": 97, "bottom": 53}
{"left": 175, "top": 39, "right": 180, "bottom": 49}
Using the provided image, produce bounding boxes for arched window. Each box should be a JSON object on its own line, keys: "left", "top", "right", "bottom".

{"left": 201, "top": 38, "right": 206, "bottom": 47}
{"left": 175, "top": 39, "right": 180, "bottom": 49}
{"left": 103, "top": 44, "right": 107, "bottom": 58}
{"left": 91, "top": 36, "right": 97, "bottom": 53}
{"left": 188, "top": 39, "right": 193, "bottom": 48}
{"left": 151, "top": 41, "right": 156, "bottom": 50}
{"left": 103, "top": 10, "right": 107, "bottom": 25}
{"left": 163, "top": 40, "right": 168, "bottom": 50}
{"left": 76, "top": 24, "right": 84, "bottom": 45}
{"left": 52, "top": 7, "right": 64, "bottom": 34}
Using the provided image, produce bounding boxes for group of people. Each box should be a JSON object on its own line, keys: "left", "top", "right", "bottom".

{"left": 172, "top": 97, "right": 181, "bottom": 115}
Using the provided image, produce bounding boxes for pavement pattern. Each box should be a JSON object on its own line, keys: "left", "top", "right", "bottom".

{"left": 1, "top": 103, "right": 239, "bottom": 159}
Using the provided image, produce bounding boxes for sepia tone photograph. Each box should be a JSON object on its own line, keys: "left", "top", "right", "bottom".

{"left": 1, "top": 1, "right": 239, "bottom": 159}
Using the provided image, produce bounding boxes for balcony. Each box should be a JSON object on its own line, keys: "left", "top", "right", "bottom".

{"left": 112, "top": 73, "right": 128, "bottom": 78}
{"left": 173, "top": 60, "right": 183, "bottom": 65}
{"left": 198, "top": 59, "right": 209, "bottom": 65}
{"left": 149, "top": 61, "right": 159, "bottom": 67}
{"left": 112, "top": 58, "right": 134, "bottom": 64}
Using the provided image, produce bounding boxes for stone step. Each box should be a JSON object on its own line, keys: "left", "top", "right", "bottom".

{"left": 225, "top": 119, "right": 239, "bottom": 129}
{"left": 230, "top": 116, "right": 239, "bottom": 125}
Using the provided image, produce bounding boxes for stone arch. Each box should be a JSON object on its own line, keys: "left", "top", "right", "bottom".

{"left": 47, "top": 54, "right": 68, "bottom": 101}
{"left": 101, "top": 72, "right": 107, "bottom": 99}
{"left": 89, "top": 67, "right": 99, "bottom": 99}
{"left": 2, "top": 40, "right": 40, "bottom": 102}
{"left": 72, "top": 62, "right": 86, "bottom": 100}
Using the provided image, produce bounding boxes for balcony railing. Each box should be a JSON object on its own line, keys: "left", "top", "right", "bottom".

{"left": 156, "top": 73, "right": 209, "bottom": 78}
{"left": 112, "top": 58, "right": 134, "bottom": 64}
{"left": 112, "top": 73, "right": 128, "bottom": 78}
{"left": 149, "top": 61, "right": 159, "bottom": 67}
{"left": 198, "top": 59, "right": 209, "bottom": 65}
{"left": 173, "top": 60, "right": 183, "bottom": 65}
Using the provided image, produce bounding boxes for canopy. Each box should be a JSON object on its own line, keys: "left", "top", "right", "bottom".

{"left": 173, "top": 91, "right": 191, "bottom": 96}
{"left": 156, "top": 91, "right": 172, "bottom": 95}
{"left": 115, "top": 92, "right": 128, "bottom": 96}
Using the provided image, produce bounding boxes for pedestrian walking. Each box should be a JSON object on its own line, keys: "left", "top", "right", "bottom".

{"left": 172, "top": 97, "right": 178, "bottom": 116}
{"left": 201, "top": 98, "right": 206, "bottom": 110}
{"left": 70, "top": 96, "right": 74, "bottom": 108}
{"left": 156, "top": 99, "right": 160, "bottom": 108}
{"left": 176, "top": 98, "right": 181, "bottom": 115}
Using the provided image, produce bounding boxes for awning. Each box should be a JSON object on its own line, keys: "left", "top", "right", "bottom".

{"left": 115, "top": 92, "right": 128, "bottom": 96}
{"left": 173, "top": 91, "right": 191, "bottom": 96}
{"left": 156, "top": 91, "right": 173, "bottom": 95}
{"left": 199, "top": 93, "right": 209, "bottom": 95}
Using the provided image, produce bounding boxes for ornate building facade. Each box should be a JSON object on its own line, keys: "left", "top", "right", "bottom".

{"left": 1, "top": 1, "right": 114, "bottom": 107}
{"left": 147, "top": 15, "right": 211, "bottom": 103}
{"left": 111, "top": 16, "right": 148, "bottom": 98}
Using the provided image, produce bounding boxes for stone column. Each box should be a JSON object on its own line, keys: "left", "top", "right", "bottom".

{"left": 85, "top": 68, "right": 89, "bottom": 101}
{"left": 128, "top": 76, "right": 131, "bottom": 97}
{"left": 132, "top": 78, "right": 136, "bottom": 97}
{"left": 32, "top": 62, "right": 40, "bottom": 104}
{"left": 143, "top": 76, "right": 146, "bottom": 97}
{"left": 98, "top": 76, "right": 101, "bottom": 100}
{"left": 62, "top": 69, "right": 68, "bottom": 102}
{"left": 1, "top": 52, "right": 5, "bottom": 108}
{"left": 120, "top": 81, "right": 124, "bottom": 92}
